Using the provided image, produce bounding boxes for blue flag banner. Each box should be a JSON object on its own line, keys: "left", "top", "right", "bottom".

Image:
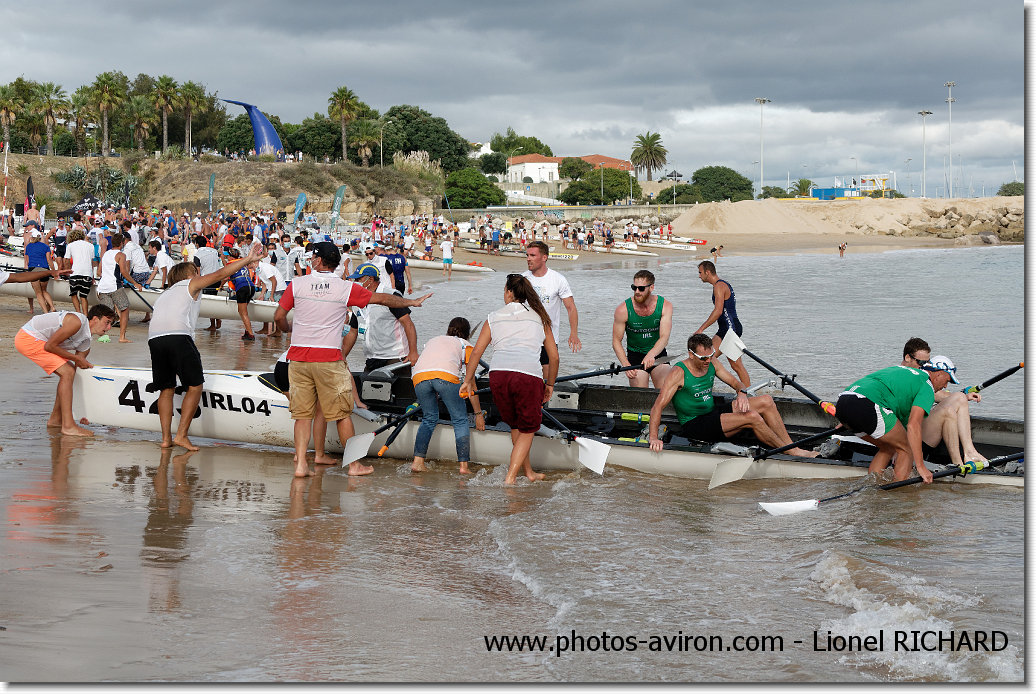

{"left": 293, "top": 193, "right": 307, "bottom": 224}
{"left": 330, "top": 185, "right": 346, "bottom": 234}
{"left": 208, "top": 173, "right": 215, "bottom": 212}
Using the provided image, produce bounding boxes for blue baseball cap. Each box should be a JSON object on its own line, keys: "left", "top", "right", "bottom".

{"left": 349, "top": 262, "right": 380, "bottom": 281}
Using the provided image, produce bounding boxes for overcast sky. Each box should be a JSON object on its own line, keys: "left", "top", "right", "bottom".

{"left": 1, "top": 0, "right": 1025, "bottom": 195}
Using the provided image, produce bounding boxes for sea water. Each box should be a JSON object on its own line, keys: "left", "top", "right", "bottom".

{"left": 0, "top": 245, "right": 1023, "bottom": 682}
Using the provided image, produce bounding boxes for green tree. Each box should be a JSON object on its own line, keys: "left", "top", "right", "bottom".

{"left": 180, "top": 81, "right": 207, "bottom": 155}
{"left": 790, "top": 178, "right": 814, "bottom": 196}
{"left": 489, "top": 127, "right": 553, "bottom": 157}
{"left": 559, "top": 157, "right": 593, "bottom": 180}
{"left": 557, "top": 166, "right": 642, "bottom": 205}
{"left": 350, "top": 119, "right": 380, "bottom": 167}
{"left": 216, "top": 113, "right": 256, "bottom": 154}
{"left": 67, "top": 86, "right": 93, "bottom": 156}
{"left": 153, "top": 75, "right": 180, "bottom": 154}
{"left": 0, "top": 84, "right": 18, "bottom": 147}
{"left": 630, "top": 132, "right": 667, "bottom": 181}
{"left": 128, "top": 94, "right": 157, "bottom": 150}
{"left": 191, "top": 92, "right": 226, "bottom": 151}
{"left": 760, "top": 185, "right": 791, "bottom": 199}
{"left": 479, "top": 151, "right": 507, "bottom": 174}
{"left": 443, "top": 167, "right": 506, "bottom": 208}
{"left": 283, "top": 113, "right": 340, "bottom": 159}
{"left": 384, "top": 104, "right": 470, "bottom": 172}
{"left": 92, "top": 71, "right": 126, "bottom": 156}
{"left": 654, "top": 183, "right": 701, "bottom": 204}
{"left": 328, "top": 85, "right": 361, "bottom": 161}
{"left": 997, "top": 181, "right": 1024, "bottom": 196}
{"left": 34, "top": 82, "right": 68, "bottom": 156}
{"left": 691, "top": 165, "right": 754, "bottom": 202}
{"left": 53, "top": 128, "right": 75, "bottom": 156}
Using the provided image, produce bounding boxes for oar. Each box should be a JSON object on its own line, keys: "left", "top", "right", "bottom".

{"left": 123, "top": 280, "right": 155, "bottom": 312}
{"left": 342, "top": 402, "right": 419, "bottom": 466}
{"left": 719, "top": 332, "right": 837, "bottom": 416}
{"left": 554, "top": 353, "right": 682, "bottom": 384}
{"left": 539, "top": 408, "right": 609, "bottom": 475}
{"left": 378, "top": 403, "right": 422, "bottom": 457}
{"left": 758, "top": 451, "right": 1024, "bottom": 517}
{"left": 708, "top": 425, "right": 845, "bottom": 490}
{"left": 964, "top": 362, "right": 1023, "bottom": 394}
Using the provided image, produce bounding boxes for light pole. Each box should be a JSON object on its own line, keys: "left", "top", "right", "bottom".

{"left": 945, "top": 81, "right": 955, "bottom": 198}
{"left": 600, "top": 163, "right": 605, "bottom": 205}
{"left": 904, "top": 158, "right": 912, "bottom": 196}
{"left": 379, "top": 119, "right": 392, "bottom": 168}
{"left": 918, "top": 110, "right": 932, "bottom": 198}
{"left": 507, "top": 147, "right": 523, "bottom": 183}
{"left": 754, "top": 97, "right": 770, "bottom": 197}
{"left": 752, "top": 161, "right": 759, "bottom": 197}
{"left": 849, "top": 156, "right": 857, "bottom": 188}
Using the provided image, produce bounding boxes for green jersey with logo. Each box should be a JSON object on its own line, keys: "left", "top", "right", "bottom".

{"left": 845, "top": 365, "right": 935, "bottom": 426}
{"left": 672, "top": 361, "right": 716, "bottom": 424}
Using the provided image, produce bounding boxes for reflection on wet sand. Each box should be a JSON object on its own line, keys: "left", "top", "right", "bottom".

{"left": 142, "top": 448, "right": 197, "bottom": 612}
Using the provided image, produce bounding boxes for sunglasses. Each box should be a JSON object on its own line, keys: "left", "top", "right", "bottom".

{"left": 631, "top": 284, "right": 651, "bottom": 292}
{"left": 693, "top": 349, "right": 716, "bottom": 361}
{"left": 911, "top": 354, "right": 929, "bottom": 364}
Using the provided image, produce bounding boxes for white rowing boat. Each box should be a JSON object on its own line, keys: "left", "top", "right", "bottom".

{"left": 0, "top": 276, "right": 281, "bottom": 322}
{"left": 347, "top": 251, "right": 494, "bottom": 273}
{"left": 72, "top": 366, "right": 1024, "bottom": 486}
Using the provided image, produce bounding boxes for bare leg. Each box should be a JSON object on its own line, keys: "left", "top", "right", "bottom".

{"left": 711, "top": 334, "right": 750, "bottom": 387}
{"left": 293, "top": 418, "right": 314, "bottom": 477}
{"left": 157, "top": 389, "right": 175, "bottom": 447}
{"left": 237, "top": 303, "right": 254, "bottom": 337}
{"left": 54, "top": 363, "right": 93, "bottom": 436}
{"left": 312, "top": 410, "right": 335, "bottom": 465}
{"left": 118, "top": 308, "right": 131, "bottom": 342}
{"left": 172, "top": 385, "right": 202, "bottom": 451}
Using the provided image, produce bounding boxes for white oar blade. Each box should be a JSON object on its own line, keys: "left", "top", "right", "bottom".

{"left": 758, "top": 499, "right": 820, "bottom": 516}
{"left": 719, "top": 331, "right": 746, "bottom": 360}
{"left": 342, "top": 432, "right": 376, "bottom": 466}
{"left": 708, "top": 458, "right": 755, "bottom": 490}
{"left": 575, "top": 437, "right": 609, "bottom": 475}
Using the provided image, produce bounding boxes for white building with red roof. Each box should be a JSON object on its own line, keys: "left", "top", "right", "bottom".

{"left": 505, "top": 153, "right": 633, "bottom": 183}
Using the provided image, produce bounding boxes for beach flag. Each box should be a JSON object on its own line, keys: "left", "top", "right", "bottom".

{"left": 330, "top": 185, "right": 346, "bottom": 234}
{"left": 25, "top": 176, "right": 35, "bottom": 211}
{"left": 208, "top": 173, "right": 215, "bottom": 212}
{"left": 292, "top": 193, "right": 307, "bottom": 225}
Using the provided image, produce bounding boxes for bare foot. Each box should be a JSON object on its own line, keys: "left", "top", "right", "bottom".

{"left": 789, "top": 447, "right": 819, "bottom": 458}
{"left": 525, "top": 471, "right": 546, "bottom": 482}
{"left": 313, "top": 454, "right": 336, "bottom": 465}
{"left": 411, "top": 460, "right": 427, "bottom": 472}
{"left": 61, "top": 425, "right": 95, "bottom": 437}
{"left": 293, "top": 463, "right": 314, "bottom": 478}
{"left": 161, "top": 440, "right": 173, "bottom": 448}
{"left": 503, "top": 473, "right": 518, "bottom": 485}
{"left": 119, "top": 338, "right": 132, "bottom": 343}
{"left": 47, "top": 418, "right": 62, "bottom": 428}
{"left": 964, "top": 450, "right": 988, "bottom": 463}
{"left": 347, "top": 461, "right": 374, "bottom": 476}
{"left": 172, "top": 436, "right": 200, "bottom": 451}
{"left": 459, "top": 463, "right": 471, "bottom": 474}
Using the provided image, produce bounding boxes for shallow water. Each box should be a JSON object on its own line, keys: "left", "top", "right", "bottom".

{"left": 0, "top": 245, "right": 1023, "bottom": 682}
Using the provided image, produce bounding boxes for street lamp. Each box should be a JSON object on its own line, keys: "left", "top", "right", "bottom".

{"left": 507, "top": 147, "right": 523, "bottom": 183}
{"left": 849, "top": 156, "right": 857, "bottom": 188}
{"left": 945, "top": 81, "right": 956, "bottom": 198}
{"left": 379, "top": 120, "right": 392, "bottom": 168}
{"left": 918, "top": 110, "right": 932, "bottom": 198}
{"left": 752, "top": 161, "right": 759, "bottom": 196}
{"left": 904, "top": 158, "right": 912, "bottom": 196}
{"left": 754, "top": 97, "right": 771, "bottom": 197}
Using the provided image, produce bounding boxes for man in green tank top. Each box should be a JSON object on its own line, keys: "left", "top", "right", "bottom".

{"left": 611, "top": 270, "right": 674, "bottom": 388}
{"left": 647, "top": 333, "right": 820, "bottom": 456}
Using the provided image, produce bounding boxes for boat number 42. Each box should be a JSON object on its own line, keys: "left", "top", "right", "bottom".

{"left": 117, "top": 379, "right": 273, "bottom": 418}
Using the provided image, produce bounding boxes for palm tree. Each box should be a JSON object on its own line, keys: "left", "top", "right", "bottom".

{"left": 328, "top": 86, "right": 361, "bottom": 161}
{"left": 34, "top": 82, "right": 69, "bottom": 156}
{"left": 153, "top": 75, "right": 180, "bottom": 154}
{"left": 630, "top": 132, "right": 668, "bottom": 182}
{"left": 68, "top": 87, "right": 93, "bottom": 156}
{"left": 0, "top": 84, "right": 17, "bottom": 148}
{"left": 792, "top": 178, "right": 814, "bottom": 197}
{"left": 128, "top": 95, "right": 157, "bottom": 151}
{"left": 180, "top": 81, "right": 207, "bottom": 155}
{"left": 350, "top": 119, "right": 380, "bottom": 167}
{"left": 92, "top": 72, "right": 126, "bottom": 157}
{"left": 22, "top": 111, "right": 44, "bottom": 151}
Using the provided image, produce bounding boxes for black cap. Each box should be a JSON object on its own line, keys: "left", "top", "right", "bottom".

{"left": 310, "top": 241, "right": 340, "bottom": 269}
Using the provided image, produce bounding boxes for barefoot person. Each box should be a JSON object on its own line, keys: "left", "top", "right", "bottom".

{"left": 411, "top": 317, "right": 485, "bottom": 474}
{"left": 147, "top": 245, "right": 267, "bottom": 451}
{"left": 648, "top": 333, "right": 818, "bottom": 457}
{"left": 695, "top": 260, "right": 750, "bottom": 387}
{"left": 611, "top": 270, "right": 674, "bottom": 388}
{"left": 462, "top": 273, "right": 558, "bottom": 485}
{"left": 522, "top": 240, "right": 581, "bottom": 380}
{"left": 96, "top": 232, "right": 143, "bottom": 343}
{"left": 273, "top": 242, "right": 431, "bottom": 478}
{"left": 15, "top": 305, "right": 117, "bottom": 437}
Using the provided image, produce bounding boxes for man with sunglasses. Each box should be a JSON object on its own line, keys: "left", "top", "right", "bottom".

{"left": 900, "top": 338, "right": 986, "bottom": 466}
{"left": 611, "top": 270, "right": 673, "bottom": 388}
{"left": 648, "top": 333, "right": 819, "bottom": 457}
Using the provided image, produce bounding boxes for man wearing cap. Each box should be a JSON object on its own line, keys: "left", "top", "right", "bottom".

{"left": 900, "top": 338, "right": 985, "bottom": 466}
{"left": 273, "top": 242, "right": 431, "bottom": 478}
{"left": 357, "top": 261, "right": 420, "bottom": 375}
{"left": 834, "top": 356, "right": 959, "bottom": 483}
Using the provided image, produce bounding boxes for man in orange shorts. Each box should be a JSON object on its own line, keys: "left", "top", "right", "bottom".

{"left": 15, "top": 305, "right": 117, "bottom": 436}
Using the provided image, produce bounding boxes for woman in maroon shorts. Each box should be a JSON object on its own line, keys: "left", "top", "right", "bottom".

{"left": 462, "top": 274, "right": 559, "bottom": 484}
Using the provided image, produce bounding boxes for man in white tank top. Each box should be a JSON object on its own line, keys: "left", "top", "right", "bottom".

{"left": 14, "top": 304, "right": 117, "bottom": 437}
{"left": 147, "top": 244, "right": 267, "bottom": 451}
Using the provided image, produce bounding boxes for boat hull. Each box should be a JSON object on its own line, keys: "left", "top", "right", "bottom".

{"left": 72, "top": 366, "right": 1024, "bottom": 486}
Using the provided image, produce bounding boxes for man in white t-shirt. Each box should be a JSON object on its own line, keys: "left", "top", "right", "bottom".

{"left": 439, "top": 237, "right": 454, "bottom": 280}
{"left": 522, "top": 240, "right": 582, "bottom": 379}
{"left": 146, "top": 240, "right": 176, "bottom": 288}
{"left": 255, "top": 256, "right": 287, "bottom": 337}
{"left": 66, "top": 230, "right": 96, "bottom": 314}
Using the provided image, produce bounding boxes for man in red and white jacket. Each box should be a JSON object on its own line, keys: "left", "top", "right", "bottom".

{"left": 274, "top": 242, "right": 431, "bottom": 478}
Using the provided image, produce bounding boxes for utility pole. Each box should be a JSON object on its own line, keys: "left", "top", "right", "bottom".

{"left": 754, "top": 98, "right": 770, "bottom": 198}
{"left": 945, "top": 81, "right": 955, "bottom": 198}
{"left": 918, "top": 110, "right": 932, "bottom": 198}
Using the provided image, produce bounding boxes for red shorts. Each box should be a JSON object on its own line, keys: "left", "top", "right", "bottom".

{"left": 489, "top": 370, "right": 543, "bottom": 434}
